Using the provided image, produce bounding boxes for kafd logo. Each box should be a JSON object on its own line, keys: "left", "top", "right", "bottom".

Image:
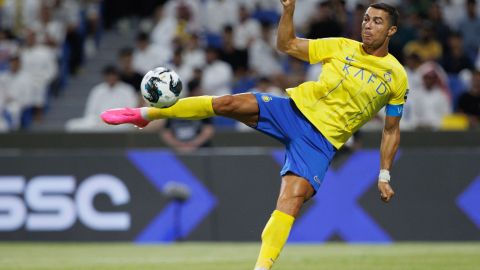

{"left": 0, "top": 174, "right": 130, "bottom": 231}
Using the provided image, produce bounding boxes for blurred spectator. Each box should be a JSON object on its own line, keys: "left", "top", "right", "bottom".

{"left": 241, "top": 0, "right": 282, "bottom": 12}
{"left": 458, "top": 0, "right": 480, "bottom": 60}
{"left": 172, "top": 3, "right": 196, "bottom": 46}
{"left": 166, "top": 48, "right": 193, "bottom": 94}
{"left": 51, "top": 0, "right": 83, "bottom": 74}
{"left": 30, "top": 3, "right": 66, "bottom": 52}
{"left": 183, "top": 33, "right": 206, "bottom": 70}
{"left": 160, "top": 80, "right": 215, "bottom": 153}
{"left": 292, "top": 0, "right": 329, "bottom": 33}
{"left": 0, "top": 55, "right": 34, "bottom": 129}
{"left": 203, "top": 0, "right": 239, "bottom": 34}
{"left": 403, "top": 53, "right": 424, "bottom": 92}
{"left": 164, "top": 0, "right": 203, "bottom": 35}
{"left": 441, "top": 32, "right": 474, "bottom": 73}
{"left": 220, "top": 25, "right": 249, "bottom": 77}
{"left": 408, "top": 63, "right": 452, "bottom": 130}
{"left": 476, "top": 47, "right": 480, "bottom": 70}
{"left": 0, "top": 29, "right": 19, "bottom": 71}
{"left": 403, "top": 23, "right": 443, "bottom": 62}
{"left": 249, "top": 21, "right": 282, "bottom": 78}
{"left": 440, "top": 0, "right": 466, "bottom": 30}
{"left": 20, "top": 29, "right": 58, "bottom": 114}
{"left": 51, "top": 0, "right": 81, "bottom": 33}
{"left": 102, "top": 0, "right": 163, "bottom": 29}
{"left": 133, "top": 32, "right": 169, "bottom": 74}
{"left": 234, "top": 5, "right": 261, "bottom": 50}
{"left": 306, "top": 1, "right": 343, "bottom": 39}
{"left": 408, "top": 0, "right": 436, "bottom": 17}
{"left": 389, "top": 11, "right": 419, "bottom": 60}
{"left": 83, "top": 0, "right": 102, "bottom": 58}
{"left": 118, "top": 47, "right": 143, "bottom": 91}
{"left": 428, "top": 2, "right": 452, "bottom": 49}
{"left": 457, "top": 69, "right": 480, "bottom": 128}
{"left": 331, "top": 0, "right": 349, "bottom": 36}
{"left": 401, "top": 54, "right": 423, "bottom": 131}
{"left": 151, "top": 2, "right": 198, "bottom": 51}
{"left": 201, "top": 47, "right": 233, "bottom": 96}
{"left": 1, "top": 0, "right": 40, "bottom": 37}
{"left": 0, "top": 101, "right": 8, "bottom": 132}
{"left": 150, "top": 5, "right": 176, "bottom": 52}
{"left": 65, "top": 65, "right": 138, "bottom": 132}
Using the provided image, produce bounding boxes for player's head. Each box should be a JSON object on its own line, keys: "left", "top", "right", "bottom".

{"left": 361, "top": 3, "right": 398, "bottom": 50}
{"left": 102, "top": 65, "right": 119, "bottom": 86}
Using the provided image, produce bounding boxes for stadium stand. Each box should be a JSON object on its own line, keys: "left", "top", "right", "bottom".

{"left": 1, "top": 0, "right": 479, "bottom": 132}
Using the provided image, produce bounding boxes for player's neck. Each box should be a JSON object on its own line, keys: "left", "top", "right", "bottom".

{"left": 362, "top": 43, "right": 389, "bottom": 57}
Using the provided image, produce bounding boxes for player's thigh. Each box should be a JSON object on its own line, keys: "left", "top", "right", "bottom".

{"left": 276, "top": 173, "right": 315, "bottom": 218}
{"left": 212, "top": 93, "right": 259, "bottom": 126}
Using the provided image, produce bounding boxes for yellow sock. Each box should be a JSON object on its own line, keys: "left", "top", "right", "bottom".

{"left": 145, "top": 96, "right": 215, "bottom": 120}
{"left": 254, "top": 210, "right": 295, "bottom": 270}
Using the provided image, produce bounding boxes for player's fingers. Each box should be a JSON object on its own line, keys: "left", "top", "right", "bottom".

{"left": 380, "top": 192, "right": 391, "bottom": 203}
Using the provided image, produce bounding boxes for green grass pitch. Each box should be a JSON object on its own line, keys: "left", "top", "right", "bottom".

{"left": 0, "top": 242, "right": 479, "bottom": 270}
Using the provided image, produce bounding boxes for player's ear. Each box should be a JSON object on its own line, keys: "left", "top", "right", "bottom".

{"left": 387, "top": 25, "right": 397, "bottom": 37}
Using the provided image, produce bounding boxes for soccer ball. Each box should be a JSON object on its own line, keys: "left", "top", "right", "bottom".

{"left": 140, "top": 67, "right": 183, "bottom": 108}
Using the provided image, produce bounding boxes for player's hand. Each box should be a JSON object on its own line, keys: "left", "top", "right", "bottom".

{"left": 280, "top": 0, "right": 296, "bottom": 9}
{"left": 378, "top": 181, "right": 394, "bottom": 203}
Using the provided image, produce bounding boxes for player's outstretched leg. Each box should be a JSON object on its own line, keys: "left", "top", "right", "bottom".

{"left": 254, "top": 173, "right": 314, "bottom": 270}
{"left": 101, "top": 95, "right": 215, "bottom": 127}
{"left": 101, "top": 93, "right": 259, "bottom": 127}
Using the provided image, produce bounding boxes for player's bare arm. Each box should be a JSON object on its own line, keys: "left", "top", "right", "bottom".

{"left": 378, "top": 115, "right": 401, "bottom": 203}
{"left": 277, "top": 0, "right": 309, "bottom": 62}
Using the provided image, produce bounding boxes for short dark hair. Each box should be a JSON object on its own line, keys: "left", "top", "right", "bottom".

{"left": 136, "top": 32, "right": 149, "bottom": 42}
{"left": 102, "top": 65, "right": 118, "bottom": 75}
{"left": 118, "top": 47, "right": 133, "bottom": 58}
{"left": 369, "top": 3, "right": 399, "bottom": 27}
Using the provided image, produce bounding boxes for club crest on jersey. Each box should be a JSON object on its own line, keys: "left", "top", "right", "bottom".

{"left": 262, "top": 95, "right": 272, "bottom": 102}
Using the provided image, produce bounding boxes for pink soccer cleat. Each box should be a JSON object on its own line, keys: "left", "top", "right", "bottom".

{"left": 101, "top": 108, "right": 150, "bottom": 128}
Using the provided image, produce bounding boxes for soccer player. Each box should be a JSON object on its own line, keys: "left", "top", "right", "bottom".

{"left": 101, "top": 1, "right": 407, "bottom": 269}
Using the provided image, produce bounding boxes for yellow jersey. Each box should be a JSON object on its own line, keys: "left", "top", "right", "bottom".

{"left": 286, "top": 38, "right": 409, "bottom": 149}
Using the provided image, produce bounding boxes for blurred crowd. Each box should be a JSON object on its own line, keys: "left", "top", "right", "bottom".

{"left": 1, "top": 0, "right": 480, "bottom": 138}
{"left": 0, "top": 0, "right": 102, "bottom": 131}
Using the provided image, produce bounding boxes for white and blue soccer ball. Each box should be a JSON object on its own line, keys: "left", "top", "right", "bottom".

{"left": 140, "top": 67, "right": 183, "bottom": 108}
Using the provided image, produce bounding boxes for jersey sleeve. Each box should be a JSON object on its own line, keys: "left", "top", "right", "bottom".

{"left": 388, "top": 73, "right": 409, "bottom": 105}
{"left": 308, "top": 38, "right": 344, "bottom": 64}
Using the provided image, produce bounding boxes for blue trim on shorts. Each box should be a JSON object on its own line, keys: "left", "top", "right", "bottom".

{"left": 253, "top": 93, "right": 336, "bottom": 192}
